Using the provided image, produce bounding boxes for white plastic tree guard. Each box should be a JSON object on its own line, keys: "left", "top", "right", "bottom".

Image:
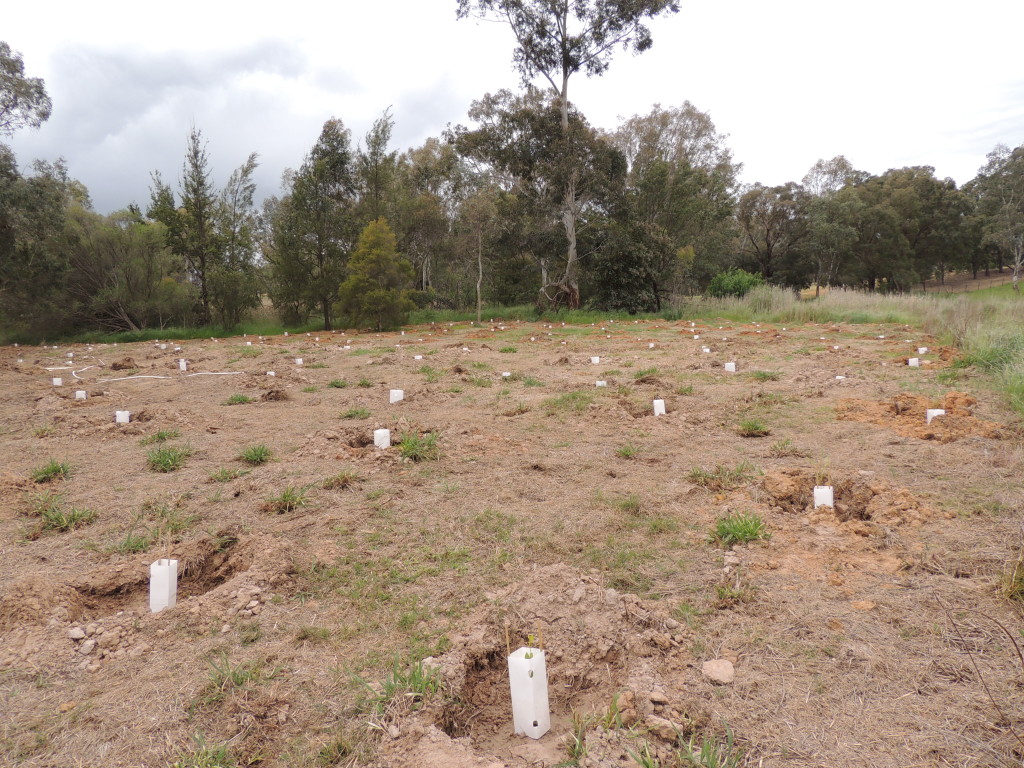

{"left": 591, "top": 356, "right": 600, "bottom": 364}
{"left": 926, "top": 408, "right": 945, "bottom": 425}
{"left": 813, "top": 486, "right": 834, "bottom": 508}
{"left": 908, "top": 358, "right": 920, "bottom": 367}
{"left": 653, "top": 399, "right": 666, "bottom": 417}
{"left": 693, "top": 335, "right": 700, "bottom": 340}
{"left": 918, "top": 347, "right": 928, "bottom": 354}
{"left": 266, "top": 371, "right": 276, "bottom": 377}
{"left": 75, "top": 390, "right": 87, "bottom": 401}
{"left": 52, "top": 377, "right": 63, "bottom": 386}
{"left": 724, "top": 362, "right": 736, "bottom": 373}
{"left": 508, "top": 647, "right": 550, "bottom": 740}
{"left": 648, "top": 343, "right": 655, "bottom": 349}
{"left": 389, "top": 389, "right": 404, "bottom": 404}
{"left": 596, "top": 381, "right": 607, "bottom": 387}
{"left": 178, "top": 359, "right": 188, "bottom": 371}
{"left": 502, "top": 372, "right": 511, "bottom": 378}
{"left": 115, "top": 411, "right": 130, "bottom": 424}
{"left": 294, "top": 358, "right": 303, "bottom": 366}
{"left": 414, "top": 355, "right": 423, "bottom": 361}
{"left": 149, "top": 558, "right": 178, "bottom": 613}
{"left": 374, "top": 429, "right": 391, "bottom": 449}
{"left": 246, "top": 341, "right": 252, "bottom": 346}
{"left": 836, "top": 375, "right": 846, "bottom": 380}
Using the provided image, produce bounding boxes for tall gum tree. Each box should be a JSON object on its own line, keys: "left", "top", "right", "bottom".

{"left": 457, "top": 0, "right": 679, "bottom": 307}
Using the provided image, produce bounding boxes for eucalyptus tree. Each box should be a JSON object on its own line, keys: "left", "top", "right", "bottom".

{"left": 0, "top": 41, "right": 51, "bottom": 137}
{"left": 970, "top": 144, "right": 1024, "bottom": 291}
{"left": 456, "top": 0, "right": 679, "bottom": 307}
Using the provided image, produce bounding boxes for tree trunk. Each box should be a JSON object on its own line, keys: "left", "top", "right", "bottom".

{"left": 476, "top": 230, "right": 483, "bottom": 323}
{"left": 322, "top": 297, "right": 333, "bottom": 331}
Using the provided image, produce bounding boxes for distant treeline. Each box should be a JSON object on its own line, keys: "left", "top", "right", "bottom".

{"left": 2, "top": 101, "right": 1023, "bottom": 341}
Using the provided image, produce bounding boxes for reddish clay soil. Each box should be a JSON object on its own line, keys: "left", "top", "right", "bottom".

{"left": 1, "top": 319, "right": 1022, "bottom": 767}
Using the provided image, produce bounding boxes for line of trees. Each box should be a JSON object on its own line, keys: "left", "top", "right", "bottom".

{"left": 2, "top": 16, "right": 1023, "bottom": 340}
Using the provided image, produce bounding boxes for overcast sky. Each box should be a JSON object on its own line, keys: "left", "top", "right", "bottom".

{"left": 6, "top": 0, "right": 1024, "bottom": 214}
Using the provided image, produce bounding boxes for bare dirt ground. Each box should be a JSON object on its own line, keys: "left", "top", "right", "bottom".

{"left": 1, "top": 318, "right": 1022, "bottom": 767}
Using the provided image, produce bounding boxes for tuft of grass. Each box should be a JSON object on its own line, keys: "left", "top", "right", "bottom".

{"left": 294, "top": 625, "right": 331, "bottom": 645}
{"left": 355, "top": 659, "right": 440, "bottom": 716}
{"left": 238, "top": 444, "right": 272, "bottom": 465}
{"left": 41, "top": 504, "right": 97, "bottom": 533}
{"left": 676, "top": 384, "right": 695, "bottom": 396}
{"left": 634, "top": 366, "right": 660, "bottom": 379}
{"left": 238, "top": 346, "right": 262, "bottom": 358}
{"left": 737, "top": 418, "right": 771, "bottom": 437}
{"left": 613, "top": 494, "right": 643, "bottom": 515}
{"left": 341, "top": 408, "right": 371, "bottom": 419}
{"left": 357, "top": 378, "right": 373, "bottom": 388}
{"left": 469, "top": 375, "right": 492, "bottom": 388}
{"left": 323, "top": 469, "right": 362, "bottom": 490}
{"left": 615, "top": 443, "right": 639, "bottom": 459}
{"left": 30, "top": 459, "right": 72, "bottom": 483}
{"left": 307, "top": 362, "right": 328, "bottom": 369}
{"left": 678, "top": 727, "right": 744, "bottom": 768}
{"left": 542, "top": 390, "right": 595, "bottom": 413}
{"left": 301, "top": 386, "right": 318, "bottom": 393}
{"left": 201, "top": 653, "right": 275, "bottom": 707}
{"left": 399, "top": 431, "right": 441, "bottom": 462}
{"left": 223, "top": 394, "right": 252, "bottom": 405}
{"left": 688, "top": 462, "right": 758, "bottom": 491}
{"left": 327, "top": 379, "right": 348, "bottom": 388}
{"left": 208, "top": 467, "right": 250, "bottom": 482}
{"left": 146, "top": 445, "right": 193, "bottom": 472}
{"left": 751, "top": 370, "right": 781, "bottom": 382}
{"left": 710, "top": 512, "right": 770, "bottom": 546}
{"left": 171, "top": 735, "right": 237, "bottom": 768}
{"left": 499, "top": 345, "right": 517, "bottom": 353}
{"left": 262, "top": 485, "right": 308, "bottom": 514}
{"left": 768, "top": 438, "right": 807, "bottom": 458}
{"left": 418, "top": 365, "right": 442, "bottom": 383}
{"left": 523, "top": 376, "right": 544, "bottom": 387}
{"left": 139, "top": 429, "right": 180, "bottom": 445}
{"left": 1000, "top": 555, "right": 1024, "bottom": 602}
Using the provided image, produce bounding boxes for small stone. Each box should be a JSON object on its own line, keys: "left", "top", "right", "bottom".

{"left": 68, "top": 628, "right": 86, "bottom": 641}
{"left": 128, "top": 643, "right": 150, "bottom": 659}
{"left": 86, "top": 662, "right": 101, "bottom": 672}
{"left": 246, "top": 600, "right": 259, "bottom": 609}
{"left": 701, "top": 659, "right": 735, "bottom": 684}
{"left": 723, "top": 554, "right": 741, "bottom": 566}
{"left": 221, "top": 624, "right": 231, "bottom": 633}
{"left": 85, "top": 623, "right": 99, "bottom": 636}
{"left": 645, "top": 715, "right": 680, "bottom": 741}
{"left": 646, "top": 690, "right": 669, "bottom": 705}
{"left": 851, "top": 600, "right": 876, "bottom": 611}
{"left": 387, "top": 724, "right": 401, "bottom": 739}
{"left": 251, "top": 605, "right": 262, "bottom": 615}
{"left": 156, "top": 629, "right": 165, "bottom": 637}
{"left": 59, "top": 701, "right": 78, "bottom": 713}
{"left": 571, "top": 586, "right": 585, "bottom": 604}
{"left": 79, "top": 639, "right": 96, "bottom": 655}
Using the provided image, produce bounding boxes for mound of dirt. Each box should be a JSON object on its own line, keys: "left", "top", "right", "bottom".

{"left": 835, "top": 391, "right": 1005, "bottom": 442}
{"left": 372, "top": 564, "right": 717, "bottom": 768}
{"left": 762, "top": 468, "right": 939, "bottom": 531}
{"left": 0, "top": 578, "right": 86, "bottom": 630}
{"left": 110, "top": 357, "right": 137, "bottom": 370}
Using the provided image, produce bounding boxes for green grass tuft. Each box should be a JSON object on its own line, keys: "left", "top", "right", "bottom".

{"left": 398, "top": 431, "right": 441, "bottom": 462}
{"left": 30, "top": 459, "right": 72, "bottom": 483}
{"left": 238, "top": 444, "right": 272, "bottom": 465}
{"left": 710, "top": 511, "right": 770, "bottom": 546}
{"left": 146, "top": 445, "right": 193, "bottom": 472}
{"left": 224, "top": 394, "right": 252, "bottom": 405}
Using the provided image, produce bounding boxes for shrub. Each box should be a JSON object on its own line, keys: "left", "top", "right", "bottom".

{"left": 707, "top": 268, "right": 764, "bottom": 299}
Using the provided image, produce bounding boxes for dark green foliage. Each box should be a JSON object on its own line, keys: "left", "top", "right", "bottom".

{"left": 336, "top": 218, "right": 415, "bottom": 331}
{"left": 707, "top": 268, "right": 764, "bottom": 298}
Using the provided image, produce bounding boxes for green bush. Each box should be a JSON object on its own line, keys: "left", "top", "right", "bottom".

{"left": 707, "top": 268, "right": 764, "bottom": 299}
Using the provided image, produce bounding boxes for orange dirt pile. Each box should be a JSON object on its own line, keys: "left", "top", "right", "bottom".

{"left": 835, "top": 391, "right": 1006, "bottom": 442}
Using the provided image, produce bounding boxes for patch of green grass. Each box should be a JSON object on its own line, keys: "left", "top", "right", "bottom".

{"left": 615, "top": 443, "right": 639, "bottom": 459}
{"left": 323, "top": 469, "right": 362, "bottom": 490}
{"left": 634, "top": 367, "right": 659, "bottom": 379}
{"left": 327, "top": 379, "right": 348, "bottom": 388}
{"left": 678, "top": 727, "right": 744, "bottom": 767}
{"left": 238, "top": 444, "right": 272, "bottom": 465}
{"left": 469, "top": 375, "right": 492, "bottom": 388}
{"left": 238, "top": 346, "right": 262, "bottom": 358}
{"left": 355, "top": 659, "right": 440, "bottom": 716}
{"left": 301, "top": 386, "right": 318, "bottom": 393}
{"left": 200, "top": 653, "right": 276, "bottom": 707}
{"left": 737, "top": 419, "right": 771, "bottom": 437}
{"left": 936, "top": 368, "right": 960, "bottom": 386}
{"left": 751, "top": 370, "right": 781, "bottom": 382}
{"left": 294, "top": 625, "right": 331, "bottom": 645}
{"left": 499, "top": 346, "right": 517, "bottom": 353}
{"left": 307, "top": 362, "right": 328, "bottom": 369}
{"left": 418, "top": 365, "right": 442, "bottom": 383}
{"left": 646, "top": 516, "right": 678, "bottom": 535}
{"left": 139, "top": 429, "right": 180, "bottom": 446}
{"left": 146, "top": 445, "right": 193, "bottom": 472}
{"left": 542, "top": 390, "right": 595, "bottom": 413}
{"left": 357, "top": 378, "right": 373, "bottom": 388}
{"left": 687, "top": 462, "right": 758, "bottom": 491}
{"left": 399, "top": 431, "right": 441, "bottom": 462}
{"left": 613, "top": 494, "right": 643, "bottom": 515}
{"left": 33, "top": 424, "right": 54, "bottom": 438}
{"left": 676, "top": 384, "right": 695, "bottom": 395}
{"left": 171, "top": 735, "right": 237, "bottom": 768}
{"left": 710, "top": 512, "right": 770, "bottom": 546}
{"left": 768, "top": 438, "right": 806, "bottom": 458}
{"left": 471, "top": 361, "right": 491, "bottom": 370}
{"left": 341, "top": 408, "right": 371, "bottom": 420}
{"left": 111, "top": 530, "right": 153, "bottom": 554}
{"left": 30, "top": 459, "right": 71, "bottom": 483}
{"left": 41, "top": 504, "right": 97, "bottom": 533}
{"left": 714, "top": 582, "right": 757, "bottom": 609}
{"left": 262, "top": 485, "right": 308, "bottom": 514}
{"left": 223, "top": 394, "right": 252, "bottom": 405}
{"left": 208, "top": 467, "right": 250, "bottom": 482}
{"left": 523, "top": 376, "right": 544, "bottom": 387}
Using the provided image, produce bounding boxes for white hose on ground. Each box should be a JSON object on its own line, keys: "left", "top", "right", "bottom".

{"left": 97, "top": 375, "right": 173, "bottom": 383}
{"left": 185, "top": 372, "right": 245, "bottom": 377}
{"left": 72, "top": 365, "right": 100, "bottom": 379}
